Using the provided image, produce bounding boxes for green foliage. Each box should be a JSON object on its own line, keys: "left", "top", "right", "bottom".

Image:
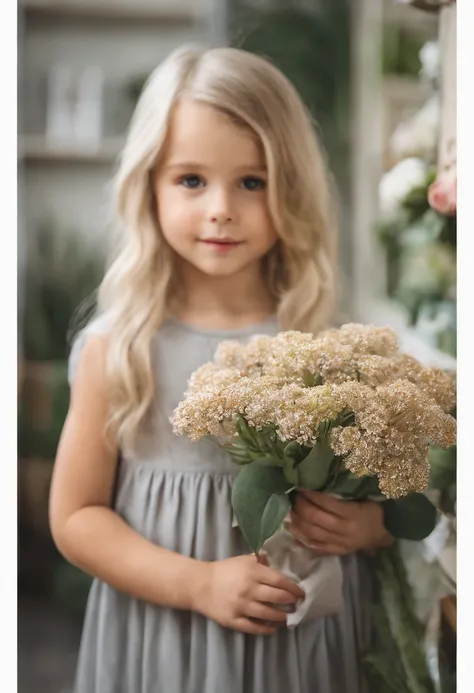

{"left": 383, "top": 494, "right": 438, "bottom": 541}
{"left": 125, "top": 73, "right": 148, "bottom": 104}
{"left": 395, "top": 242, "right": 456, "bottom": 327}
{"left": 439, "top": 670, "right": 456, "bottom": 693}
{"left": 402, "top": 169, "right": 438, "bottom": 221}
{"left": 227, "top": 414, "right": 437, "bottom": 553}
{"left": 295, "top": 439, "right": 335, "bottom": 489}
{"left": 327, "top": 469, "right": 382, "bottom": 499}
{"left": 382, "top": 26, "right": 425, "bottom": 77}
{"left": 429, "top": 445, "right": 456, "bottom": 492}
{"left": 223, "top": 417, "right": 286, "bottom": 466}
{"left": 376, "top": 166, "right": 456, "bottom": 337}
{"left": 18, "top": 362, "right": 70, "bottom": 460}
{"left": 53, "top": 559, "right": 92, "bottom": 621}
{"left": 231, "top": 462, "right": 293, "bottom": 554}
{"left": 429, "top": 444, "right": 456, "bottom": 516}
{"left": 22, "top": 222, "right": 104, "bottom": 361}
{"left": 375, "top": 169, "right": 442, "bottom": 251}
{"left": 364, "top": 544, "right": 438, "bottom": 693}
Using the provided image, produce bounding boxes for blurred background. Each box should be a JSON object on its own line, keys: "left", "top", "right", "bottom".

{"left": 17, "top": 1, "right": 457, "bottom": 691}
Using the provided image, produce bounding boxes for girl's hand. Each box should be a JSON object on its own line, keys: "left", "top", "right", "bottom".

{"left": 193, "top": 554, "right": 305, "bottom": 635}
{"left": 288, "top": 491, "right": 394, "bottom": 556}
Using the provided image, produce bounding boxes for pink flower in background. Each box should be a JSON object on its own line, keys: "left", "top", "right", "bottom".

{"left": 428, "top": 164, "right": 456, "bottom": 216}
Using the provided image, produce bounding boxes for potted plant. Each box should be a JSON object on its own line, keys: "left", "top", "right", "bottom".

{"left": 19, "top": 221, "right": 104, "bottom": 542}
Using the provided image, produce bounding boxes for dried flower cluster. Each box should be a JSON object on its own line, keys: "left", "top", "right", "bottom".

{"left": 172, "top": 324, "right": 456, "bottom": 498}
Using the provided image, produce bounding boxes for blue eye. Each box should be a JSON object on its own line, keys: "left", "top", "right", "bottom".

{"left": 180, "top": 175, "right": 203, "bottom": 189}
{"left": 241, "top": 176, "right": 266, "bottom": 191}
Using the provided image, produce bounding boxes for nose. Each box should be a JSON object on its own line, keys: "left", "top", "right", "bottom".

{"left": 208, "top": 186, "right": 233, "bottom": 224}
{"left": 210, "top": 212, "right": 232, "bottom": 224}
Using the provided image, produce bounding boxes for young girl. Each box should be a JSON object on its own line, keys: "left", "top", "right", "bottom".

{"left": 50, "top": 45, "right": 392, "bottom": 693}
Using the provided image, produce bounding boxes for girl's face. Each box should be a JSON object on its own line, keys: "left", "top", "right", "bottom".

{"left": 154, "top": 99, "right": 278, "bottom": 281}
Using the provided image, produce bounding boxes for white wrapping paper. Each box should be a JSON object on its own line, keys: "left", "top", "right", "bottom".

{"left": 262, "top": 521, "right": 344, "bottom": 627}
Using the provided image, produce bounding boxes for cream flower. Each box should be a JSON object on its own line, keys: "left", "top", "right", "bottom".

{"left": 172, "top": 324, "right": 456, "bottom": 499}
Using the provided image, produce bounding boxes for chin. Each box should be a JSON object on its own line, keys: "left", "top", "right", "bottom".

{"left": 186, "top": 255, "right": 257, "bottom": 277}
{"left": 196, "top": 263, "right": 246, "bottom": 278}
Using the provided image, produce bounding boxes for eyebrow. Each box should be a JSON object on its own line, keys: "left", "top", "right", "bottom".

{"left": 166, "top": 161, "right": 267, "bottom": 172}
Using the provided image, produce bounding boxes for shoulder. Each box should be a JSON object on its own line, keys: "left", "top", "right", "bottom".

{"left": 68, "top": 312, "right": 112, "bottom": 387}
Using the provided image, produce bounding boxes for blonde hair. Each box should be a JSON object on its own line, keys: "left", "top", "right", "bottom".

{"left": 98, "top": 44, "right": 338, "bottom": 450}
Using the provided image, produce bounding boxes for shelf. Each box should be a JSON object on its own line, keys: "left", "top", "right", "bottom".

{"left": 18, "top": 134, "right": 124, "bottom": 164}
{"left": 20, "top": 1, "right": 197, "bottom": 25}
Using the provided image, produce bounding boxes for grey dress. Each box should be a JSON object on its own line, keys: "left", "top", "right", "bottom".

{"left": 69, "top": 316, "right": 374, "bottom": 693}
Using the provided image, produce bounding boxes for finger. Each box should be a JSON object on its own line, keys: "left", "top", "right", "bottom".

{"left": 258, "top": 565, "right": 305, "bottom": 600}
{"left": 291, "top": 502, "right": 349, "bottom": 537}
{"left": 254, "top": 585, "right": 298, "bottom": 606}
{"left": 300, "top": 491, "right": 358, "bottom": 519}
{"left": 233, "top": 617, "right": 277, "bottom": 636}
{"left": 246, "top": 602, "right": 289, "bottom": 624}
{"left": 286, "top": 524, "right": 325, "bottom": 551}
{"left": 288, "top": 517, "right": 340, "bottom": 545}
{"left": 286, "top": 525, "right": 337, "bottom": 556}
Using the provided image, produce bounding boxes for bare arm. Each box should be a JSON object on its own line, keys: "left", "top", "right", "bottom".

{"left": 49, "top": 336, "right": 209, "bottom": 612}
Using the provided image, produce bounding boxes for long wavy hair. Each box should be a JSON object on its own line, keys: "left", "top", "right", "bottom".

{"left": 97, "top": 45, "right": 339, "bottom": 450}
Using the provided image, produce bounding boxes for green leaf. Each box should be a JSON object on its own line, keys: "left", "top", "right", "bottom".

{"left": 420, "top": 207, "right": 447, "bottom": 243}
{"left": 282, "top": 441, "right": 305, "bottom": 484}
{"left": 258, "top": 426, "right": 286, "bottom": 461}
{"left": 222, "top": 444, "right": 253, "bottom": 465}
{"left": 260, "top": 426, "right": 277, "bottom": 446}
{"left": 372, "top": 546, "right": 437, "bottom": 692}
{"left": 429, "top": 444, "right": 456, "bottom": 492}
{"left": 330, "top": 471, "right": 381, "bottom": 499}
{"left": 335, "top": 409, "right": 356, "bottom": 427}
{"left": 231, "top": 462, "right": 293, "bottom": 553}
{"left": 297, "top": 439, "right": 336, "bottom": 489}
{"left": 222, "top": 439, "right": 248, "bottom": 453}
{"left": 382, "top": 493, "right": 438, "bottom": 541}
{"left": 283, "top": 456, "right": 300, "bottom": 486}
{"left": 235, "top": 416, "right": 257, "bottom": 448}
{"left": 284, "top": 441, "right": 305, "bottom": 463}
{"left": 259, "top": 493, "right": 292, "bottom": 549}
{"left": 253, "top": 454, "right": 280, "bottom": 466}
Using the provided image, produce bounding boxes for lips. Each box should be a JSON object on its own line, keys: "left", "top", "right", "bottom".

{"left": 199, "top": 238, "right": 243, "bottom": 252}
{"left": 200, "top": 238, "right": 242, "bottom": 245}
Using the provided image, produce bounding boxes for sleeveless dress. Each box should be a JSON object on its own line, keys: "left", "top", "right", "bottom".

{"left": 69, "top": 316, "right": 374, "bottom": 693}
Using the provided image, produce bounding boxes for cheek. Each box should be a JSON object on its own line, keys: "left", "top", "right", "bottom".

{"left": 157, "top": 188, "right": 199, "bottom": 243}
{"left": 248, "top": 200, "right": 278, "bottom": 249}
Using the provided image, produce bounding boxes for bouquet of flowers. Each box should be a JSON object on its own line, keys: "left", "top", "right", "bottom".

{"left": 172, "top": 324, "right": 456, "bottom": 625}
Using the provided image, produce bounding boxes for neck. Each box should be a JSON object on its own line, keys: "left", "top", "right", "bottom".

{"left": 169, "top": 260, "right": 276, "bottom": 330}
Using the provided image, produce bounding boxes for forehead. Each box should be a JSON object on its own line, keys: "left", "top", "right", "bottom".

{"left": 163, "top": 99, "right": 265, "bottom": 167}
